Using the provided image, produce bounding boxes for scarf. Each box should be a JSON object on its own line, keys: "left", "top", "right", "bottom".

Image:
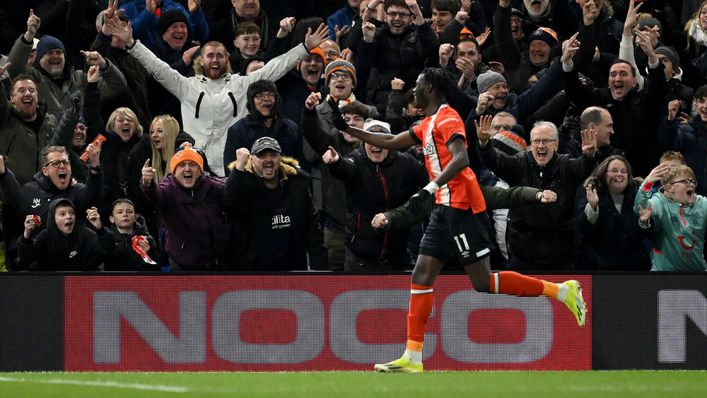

{"left": 688, "top": 21, "right": 707, "bottom": 48}
{"left": 326, "top": 93, "right": 357, "bottom": 109}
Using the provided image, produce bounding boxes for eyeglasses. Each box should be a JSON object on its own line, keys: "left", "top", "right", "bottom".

{"left": 608, "top": 168, "right": 628, "bottom": 174}
{"left": 386, "top": 11, "right": 411, "bottom": 18}
{"left": 530, "top": 138, "right": 557, "bottom": 146}
{"left": 254, "top": 92, "right": 275, "bottom": 101}
{"left": 44, "top": 159, "right": 70, "bottom": 168}
{"left": 671, "top": 178, "right": 697, "bottom": 186}
{"left": 330, "top": 72, "right": 352, "bottom": 81}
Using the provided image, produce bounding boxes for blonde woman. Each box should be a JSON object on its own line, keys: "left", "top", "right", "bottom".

{"left": 684, "top": 0, "right": 707, "bottom": 74}
{"left": 128, "top": 115, "right": 194, "bottom": 235}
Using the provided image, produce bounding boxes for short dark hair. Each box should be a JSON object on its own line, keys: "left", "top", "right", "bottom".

{"left": 431, "top": 0, "right": 461, "bottom": 13}
{"left": 610, "top": 59, "right": 636, "bottom": 77}
{"left": 111, "top": 198, "right": 136, "bottom": 212}
{"left": 695, "top": 84, "right": 707, "bottom": 100}
{"left": 235, "top": 21, "right": 261, "bottom": 38}
{"left": 10, "top": 74, "right": 38, "bottom": 94}
{"left": 404, "top": 88, "right": 416, "bottom": 106}
{"left": 341, "top": 101, "right": 371, "bottom": 119}
{"left": 384, "top": 0, "right": 408, "bottom": 11}
{"left": 456, "top": 38, "right": 480, "bottom": 54}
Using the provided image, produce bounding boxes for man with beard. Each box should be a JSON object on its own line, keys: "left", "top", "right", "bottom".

{"left": 224, "top": 136, "right": 327, "bottom": 271}
{"left": 478, "top": 119, "right": 597, "bottom": 270}
{"left": 222, "top": 79, "right": 300, "bottom": 175}
{"left": 108, "top": 16, "right": 329, "bottom": 177}
{"left": 141, "top": 145, "right": 229, "bottom": 271}
{"left": 0, "top": 145, "right": 104, "bottom": 270}
{"left": 7, "top": 9, "right": 127, "bottom": 120}
{"left": 438, "top": 37, "right": 489, "bottom": 94}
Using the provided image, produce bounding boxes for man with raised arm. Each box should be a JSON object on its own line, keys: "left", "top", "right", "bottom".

{"left": 107, "top": 16, "right": 329, "bottom": 176}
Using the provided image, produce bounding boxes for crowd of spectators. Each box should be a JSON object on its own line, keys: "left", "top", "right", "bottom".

{"left": 0, "top": 0, "right": 706, "bottom": 272}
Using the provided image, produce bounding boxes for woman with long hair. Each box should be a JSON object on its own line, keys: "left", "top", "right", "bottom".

{"left": 575, "top": 155, "right": 650, "bottom": 270}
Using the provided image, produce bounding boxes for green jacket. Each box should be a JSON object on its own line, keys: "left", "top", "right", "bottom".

{"left": 634, "top": 181, "right": 707, "bottom": 271}
{"left": 383, "top": 185, "right": 542, "bottom": 231}
{"left": 0, "top": 85, "right": 57, "bottom": 185}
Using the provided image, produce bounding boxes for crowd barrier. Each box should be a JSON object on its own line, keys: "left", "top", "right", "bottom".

{"left": 0, "top": 273, "right": 705, "bottom": 371}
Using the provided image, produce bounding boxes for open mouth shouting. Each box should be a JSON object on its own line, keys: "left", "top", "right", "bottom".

{"left": 118, "top": 125, "right": 134, "bottom": 142}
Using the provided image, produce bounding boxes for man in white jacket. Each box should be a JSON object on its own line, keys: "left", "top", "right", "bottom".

{"left": 108, "top": 17, "right": 329, "bottom": 176}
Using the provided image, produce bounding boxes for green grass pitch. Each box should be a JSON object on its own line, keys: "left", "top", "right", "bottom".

{"left": 0, "top": 371, "right": 705, "bottom": 397}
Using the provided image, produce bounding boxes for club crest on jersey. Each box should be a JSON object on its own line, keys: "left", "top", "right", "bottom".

{"left": 423, "top": 142, "right": 435, "bottom": 156}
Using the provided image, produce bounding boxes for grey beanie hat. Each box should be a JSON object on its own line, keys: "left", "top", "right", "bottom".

{"left": 477, "top": 70, "right": 507, "bottom": 94}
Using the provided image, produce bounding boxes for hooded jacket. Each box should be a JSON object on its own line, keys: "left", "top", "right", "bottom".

{"left": 224, "top": 157, "right": 327, "bottom": 271}
{"left": 127, "top": 39, "right": 309, "bottom": 176}
{"left": 0, "top": 167, "right": 104, "bottom": 262}
{"left": 16, "top": 198, "right": 113, "bottom": 271}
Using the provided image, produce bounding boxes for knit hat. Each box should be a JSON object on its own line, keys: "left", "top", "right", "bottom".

{"left": 491, "top": 129, "right": 527, "bottom": 155}
{"left": 297, "top": 47, "right": 326, "bottom": 71}
{"left": 251, "top": 136, "right": 282, "bottom": 155}
{"left": 528, "top": 27, "right": 558, "bottom": 47}
{"left": 510, "top": 8, "right": 524, "bottom": 19}
{"left": 170, "top": 145, "right": 204, "bottom": 175}
{"left": 325, "top": 58, "right": 357, "bottom": 88}
{"left": 363, "top": 119, "right": 391, "bottom": 134}
{"left": 36, "top": 35, "right": 65, "bottom": 61}
{"left": 459, "top": 26, "right": 474, "bottom": 41}
{"left": 655, "top": 46, "right": 680, "bottom": 69}
{"left": 158, "top": 9, "right": 189, "bottom": 36}
{"left": 477, "top": 70, "right": 507, "bottom": 94}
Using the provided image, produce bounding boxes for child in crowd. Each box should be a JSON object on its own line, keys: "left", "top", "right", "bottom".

{"left": 635, "top": 163, "right": 707, "bottom": 271}
{"left": 17, "top": 199, "right": 113, "bottom": 271}
{"left": 105, "top": 198, "right": 160, "bottom": 271}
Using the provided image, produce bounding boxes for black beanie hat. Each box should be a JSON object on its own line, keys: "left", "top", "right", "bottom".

{"left": 158, "top": 10, "right": 189, "bottom": 36}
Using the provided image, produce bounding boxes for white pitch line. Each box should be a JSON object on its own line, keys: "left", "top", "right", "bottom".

{"left": 0, "top": 376, "right": 189, "bottom": 393}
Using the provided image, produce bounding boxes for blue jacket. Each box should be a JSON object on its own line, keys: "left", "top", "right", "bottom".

{"left": 121, "top": 0, "right": 209, "bottom": 51}
{"left": 326, "top": 6, "right": 356, "bottom": 40}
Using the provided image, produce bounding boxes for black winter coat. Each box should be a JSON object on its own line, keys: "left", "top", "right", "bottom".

{"left": 224, "top": 159, "right": 327, "bottom": 271}
{"left": 328, "top": 147, "right": 427, "bottom": 267}
{"left": 480, "top": 145, "right": 595, "bottom": 268}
